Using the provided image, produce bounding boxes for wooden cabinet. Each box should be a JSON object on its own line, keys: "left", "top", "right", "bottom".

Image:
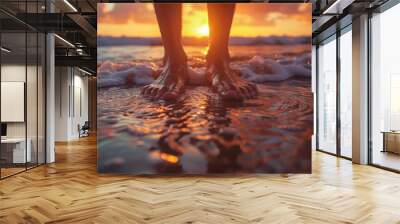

{"left": 382, "top": 132, "right": 400, "bottom": 154}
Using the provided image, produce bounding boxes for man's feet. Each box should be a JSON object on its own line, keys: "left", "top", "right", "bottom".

{"left": 141, "top": 59, "right": 187, "bottom": 101}
{"left": 207, "top": 59, "right": 257, "bottom": 101}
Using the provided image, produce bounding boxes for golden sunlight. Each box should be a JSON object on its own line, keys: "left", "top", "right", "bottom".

{"left": 195, "top": 24, "right": 209, "bottom": 37}
{"left": 98, "top": 3, "right": 312, "bottom": 38}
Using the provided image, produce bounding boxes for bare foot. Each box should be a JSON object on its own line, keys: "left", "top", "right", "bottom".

{"left": 207, "top": 59, "right": 257, "bottom": 101}
{"left": 141, "top": 59, "right": 187, "bottom": 101}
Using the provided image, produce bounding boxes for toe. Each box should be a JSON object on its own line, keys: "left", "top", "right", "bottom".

{"left": 220, "top": 90, "right": 236, "bottom": 100}
{"left": 155, "top": 87, "right": 167, "bottom": 99}
{"left": 239, "top": 87, "right": 251, "bottom": 99}
{"left": 162, "top": 91, "right": 179, "bottom": 101}
{"left": 242, "top": 86, "right": 253, "bottom": 98}
{"left": 247, "top": 83, "right": 257, "bottom": 98}
{"left": 250, "top": 83, "right": 258, "bottom": 92}
{"left": 221, "top": 89, "right": 243, "bottom": 101}
{"left": 215, "top": 82, "right": 242, "bottom": 101}
{"left": 150, "top": 87, "right": 159, "bottom": 98}
{"left": 252, "top": 85, "right": 258, "bottom": 97}
{"left": 162, "top": 84, "right": 181, "bottom": 101}
{"left": 144, "top": 86, "right": 153, "bottom": 96}
{"left": 141, "top": 86, "right": 149, "bottom": 95}
{"left": 146, "top": 87, "right": 155, "bottom": 97}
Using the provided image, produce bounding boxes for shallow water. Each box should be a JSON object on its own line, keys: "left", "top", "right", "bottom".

{"left": 97, "top": 79, "right": 312, "bottom": 174}
{"left": 98, "top": 44, "right": 310, "bottom": 63}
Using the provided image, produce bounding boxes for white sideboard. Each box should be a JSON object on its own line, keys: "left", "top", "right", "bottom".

{"left": 1, "top": 138, "right": 32, "bottom": 163}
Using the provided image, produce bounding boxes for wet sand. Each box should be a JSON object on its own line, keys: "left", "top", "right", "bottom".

{"left": 97, "top": 78, "right": 312, "bottom": 174}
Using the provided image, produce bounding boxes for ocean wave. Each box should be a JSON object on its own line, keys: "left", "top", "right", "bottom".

{"left": 98, "top": 36, "right": 311, "bottom": 47}
{"left": 98, "top": 54, "right": 311, "bottom": 88}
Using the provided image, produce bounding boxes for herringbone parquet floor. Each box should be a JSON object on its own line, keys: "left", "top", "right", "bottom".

{"left": 1, "top": 135, "right": 400, "bottom": 224}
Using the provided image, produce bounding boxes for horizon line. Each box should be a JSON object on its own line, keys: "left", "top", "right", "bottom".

{"left": 98, "top": 35, "right": 311, "bottom": 39}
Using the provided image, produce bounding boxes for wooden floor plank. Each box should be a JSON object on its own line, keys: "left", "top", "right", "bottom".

{"left": 0, "top": 135, "right": 400, "bottom": 224}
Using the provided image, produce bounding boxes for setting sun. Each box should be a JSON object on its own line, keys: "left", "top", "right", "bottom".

{"left": 196, "top": 25, "right": 209, "bottom": 37}
{"left": 98, "top": 3, "right": 312, "bottom": 37}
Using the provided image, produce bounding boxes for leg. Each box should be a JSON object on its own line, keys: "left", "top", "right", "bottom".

{"left": 207, "top": 3, "right": 257, "bottom": 100}
{"left": 141, "top": 3, "right": 188, "bottom": 100}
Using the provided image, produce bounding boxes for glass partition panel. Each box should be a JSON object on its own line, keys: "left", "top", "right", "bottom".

{"left": 339, "top": 28, "right": 352, "bottom": 158}
{"left": 1, "top": 30, "right": 27, "bottom": 177}
{"left": 317, "top": 36, "right": 337, "bottom": 154}
{"left": 0, "top": 0, "right": 46, "bottom": 179}
{"left": 27, "top": 30, "right": 38, "bottom": 169}
{"left": 38, "top": 32, "right": 45, "bottom": 165}
{"left": 371, "top": 4, "right": 400, "bottom": 171}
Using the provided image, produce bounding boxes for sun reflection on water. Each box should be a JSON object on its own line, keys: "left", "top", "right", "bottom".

{"left": 150, "top": 151, "right": 179, "bottom": 163}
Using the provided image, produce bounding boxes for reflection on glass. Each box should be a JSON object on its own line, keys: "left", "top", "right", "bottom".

{"left": 371, "top": 4, "right": 400, "bottom": 171}
{"left": 38, "top": 33, "right": 46, "bottom": 165}
{"left": 318, "top": 37, "right": 337, "bottom": 154}
{"left": 390, "top": 75, "right": 400, "bottom": 130}
{"left": 1, "top": 31, "right": 27, "bottom": 177}
{"left": 0, "top": 1, "right": 46, "bottom": 178}
{"left": 340, "top": 29, "right": 352, "bottom": 158}
{"left": 27, "top": 31, "right": 38, "bottom": 169}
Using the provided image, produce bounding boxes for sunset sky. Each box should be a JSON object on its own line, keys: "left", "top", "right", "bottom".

{"left": 98, "top": 3, "right": 311, "bottom": 38}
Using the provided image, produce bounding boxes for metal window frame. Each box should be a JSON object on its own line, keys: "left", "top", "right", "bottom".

{"left": 315, "top": 0, "right": 400, "bottom": 173}
{"left": 315, "top": 23, "right": 353, "bottom": 161}
{"left": 0, "top": 0, "right": 47, "bottom": 180}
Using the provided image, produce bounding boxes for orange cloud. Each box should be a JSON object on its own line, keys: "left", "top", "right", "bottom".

{"left": 97, "top": 3, "right": 311, "bottom": 38}
{"left": 98, "top": 3, "right": 155, "bottom": 24}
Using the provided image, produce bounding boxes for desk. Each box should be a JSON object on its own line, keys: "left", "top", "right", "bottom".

{"left": 382, "top": 131, "right": 400, "bottom": 154}
{"left": 1, "top": 138, "right": 31, "bottom": 163}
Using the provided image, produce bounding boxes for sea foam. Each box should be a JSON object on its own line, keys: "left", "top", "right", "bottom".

{"left": 98, "top": 54, "right": 311, "bottom": 88}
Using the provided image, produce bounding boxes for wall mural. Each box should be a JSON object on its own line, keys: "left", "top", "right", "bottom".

{"left": 97, "top": 3, "right": 313, "bottom": 174}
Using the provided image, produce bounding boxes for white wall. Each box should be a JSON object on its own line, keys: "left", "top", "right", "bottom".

{"left": 54, "top": 67, "right": 89, "bottom": 141}
{"left": 1, "top": 65, "right": 29, "bottom": 138}
{"left": 69, "top": 73, "right": 89, "bottom": 139}
{"left": 1, "top": 63, "right": 46, "bottom": 164}
{"left": 1, "top": 65, "right": 26, "bottom": 129}
{"left": 1, "top": 65, "right": 26, "bottom": 81}
{"left": 1, "top": 82, "right": 25, "bottom": 122}
{"left": 55, "top": 67, "right": 70, "bottom": 141}
{"left": 1, "top": 65, "right": 25, "bottom": 141}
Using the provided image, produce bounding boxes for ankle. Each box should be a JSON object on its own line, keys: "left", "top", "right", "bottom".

{"left": 165, "top": 53, "right": 187, "bottom": 67}
{"left": 206, "top": 48, "right": 230, "bottom": 65}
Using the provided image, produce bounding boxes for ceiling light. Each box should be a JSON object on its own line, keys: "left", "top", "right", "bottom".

{"left": 76, "top": 48, "right": 85, "bottom": 55}
{"left": 63, "top": 0, "right": 78, "bottom": 12}
{"left": 78, "top": 67, "right": 93, "bottom": 76}
{"left": 1, "top": 47, "right": 11, "bottom": 53}
{"left": 322, "top": 0, "right": 354, "bottom": 15}
{"left": 54, "top": 34, "right": 75, "bottom": 48}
